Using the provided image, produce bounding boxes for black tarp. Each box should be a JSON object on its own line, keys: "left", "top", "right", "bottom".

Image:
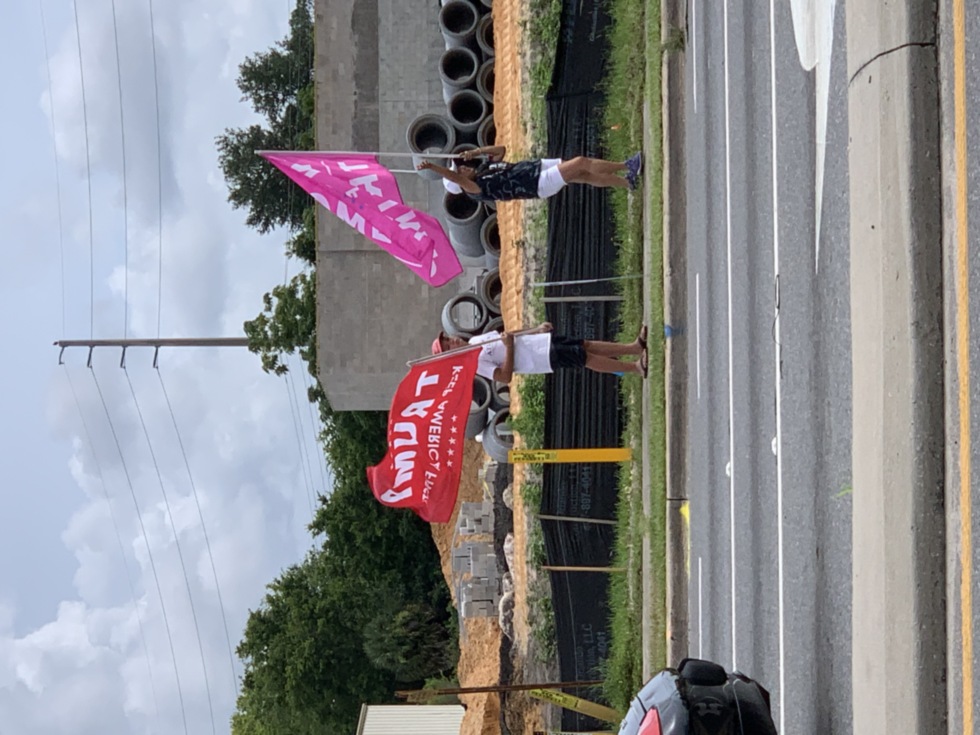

{"left": 540, "top": 0, "right": 620, "bottom": 731}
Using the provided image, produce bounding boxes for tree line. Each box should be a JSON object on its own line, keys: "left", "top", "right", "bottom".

{"left": 217, "top": 2, "right": 457, "bottom": 731}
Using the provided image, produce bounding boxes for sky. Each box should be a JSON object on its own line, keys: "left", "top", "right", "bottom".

{"left": 0, "top": 0, "right": 329, "bottom": 732}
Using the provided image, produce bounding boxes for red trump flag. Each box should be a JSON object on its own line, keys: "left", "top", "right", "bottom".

{"left": 366, "top": 348, "right": 481, "bottom": 522}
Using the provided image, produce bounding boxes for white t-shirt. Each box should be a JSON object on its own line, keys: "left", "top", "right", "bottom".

{"left": 469, "top": 330, "right": 553, "bottom": 380}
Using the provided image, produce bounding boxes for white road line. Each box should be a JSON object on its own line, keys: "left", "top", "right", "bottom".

{"left": 698, "top": 556, "right": 704, "bottom": 659}
{"left": 692, "top": 0, "right": 698, "bottom": 112}
{"left": 696, "top": 272, "right": 702, "bottom": 400}
{"left": 723, "top": 0, "right": 737, "bottom": 673}
{"left": 768, "top": 0, "right": 786, "bottom": 731}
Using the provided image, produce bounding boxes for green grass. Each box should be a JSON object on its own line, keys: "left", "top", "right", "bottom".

{"left": 599, "top": 0, "right": 667, "bottom": 713}
{"left": 524, "top": 0, "right": 563, "bottom": 157}
{"left": 516, "top": 0, "right": 668, "bottom": 707}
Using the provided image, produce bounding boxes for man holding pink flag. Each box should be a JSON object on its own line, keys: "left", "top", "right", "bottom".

{"left": 259, "top": 151, "right": 463, "bottom": 287}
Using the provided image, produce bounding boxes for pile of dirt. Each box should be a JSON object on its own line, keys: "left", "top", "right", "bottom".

{"left": 429, "top": 442, "right": 503, "bottom": 735}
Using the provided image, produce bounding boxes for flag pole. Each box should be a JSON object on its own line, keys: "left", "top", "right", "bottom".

{"left": 256, "top": 149, "right": 464, "bottom": 159}
{"left": 406, "top": 327, "right": 547, "bottom": 367}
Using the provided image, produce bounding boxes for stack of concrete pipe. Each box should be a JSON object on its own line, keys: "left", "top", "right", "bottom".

{"left": 406, "top": 0, "right": 497, "bottom": 266}
{"left": 440, "top": 267, "right": 512, "bottom": 452}
{"left": 411, "top": 0, "right": 509, "bottom": 459}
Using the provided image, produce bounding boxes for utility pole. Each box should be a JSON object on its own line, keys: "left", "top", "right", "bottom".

{"left": 54, "top": 337, "right": 250, "bottom": 367}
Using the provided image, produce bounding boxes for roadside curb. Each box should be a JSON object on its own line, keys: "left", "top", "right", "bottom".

{"left": 642, "top": 0, "right": 689, "bottom": 679}
{"left": 846, "top": 1, "right": 946, "bottom": 732}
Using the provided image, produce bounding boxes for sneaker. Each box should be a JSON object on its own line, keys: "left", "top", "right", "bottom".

{"left": 625, "top": 151, "right": 643, "bottom": 190}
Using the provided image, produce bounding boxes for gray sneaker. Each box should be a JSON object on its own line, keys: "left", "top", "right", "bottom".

{"left": 625, "top": 151, "right": 643, "bottom": 190}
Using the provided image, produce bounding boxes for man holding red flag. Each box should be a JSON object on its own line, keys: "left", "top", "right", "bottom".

{"left": 431, "top": 323, "right": 649, "bottom": 382}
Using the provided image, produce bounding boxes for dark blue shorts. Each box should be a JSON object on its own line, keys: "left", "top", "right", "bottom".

{"left": 549, "top": 334, "right": 586, "bottom": 369}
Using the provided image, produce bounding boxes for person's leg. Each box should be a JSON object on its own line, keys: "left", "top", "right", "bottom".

{"left": 582, "top": 157, "right": 628, "bottom": 174}
{"left": 581, "top": 327, "right": 648, "bottom": 357}
{"left": 582, "top": 340, "right": 642, "bottom": 358}
{"left": 557, "top": 157, "right": 629, "bottom": 189}
{"left": 585, "top": 353, "right": 645, "bottom": 375}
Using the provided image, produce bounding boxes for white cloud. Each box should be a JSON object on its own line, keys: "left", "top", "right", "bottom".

{"left": 0, "top": 0, "right": 326, "bottom": 732}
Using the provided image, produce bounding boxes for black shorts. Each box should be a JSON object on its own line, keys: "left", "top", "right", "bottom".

{"left": 549, "top": 335, "right": 586, "bottom": 369}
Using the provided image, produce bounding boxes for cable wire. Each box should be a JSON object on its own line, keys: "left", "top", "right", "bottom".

{"left": 38, "top": 0, "right": 66, "bottom": 337}
{"left": 90, "top": 368, "right": 190, "bottom": 735}
{"left": 123, "top": 369, "right": 217, "bottom": 735}
{"left": 283, "top": 374, "right": 317, "bottom": 515}
{"left": 156, "top": 368, "right": 240, "bottom": 697}
{"left": 294, "top": 354, "right": 329, "bottom": 495}
{"left": 108, "top": 0, "right": 131, "bottom": 337}
{"left": 64, "top": 366, "right": 161, "bottom": 725}
{"left": 146, "top": 0, "right": 165, "bottom": 338}
{"left": 70, "top": 0, "right": 96, "bottom": 338}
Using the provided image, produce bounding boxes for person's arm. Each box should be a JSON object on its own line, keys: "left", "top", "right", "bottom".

{"left": 416, "top": 161, "right": 481, "bottom": 194}
{"left": 492, "top": 332, "right": 515, "bottom": 384}
{"left": 462, "top": 145, "right": 506, "bottom": 162}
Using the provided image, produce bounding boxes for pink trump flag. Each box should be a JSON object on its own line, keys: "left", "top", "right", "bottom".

{"left": 260, "top": 151, "right": 462, "bottom": 287}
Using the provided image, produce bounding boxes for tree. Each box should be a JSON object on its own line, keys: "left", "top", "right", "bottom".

{"left": 243, "top": 271, "right": 317, "bottom": 376}
{"left": 233, "top": 552, "right": 394, "bottom": 735}
{"left": 363, "top": 601, "right": 459, "bottom": 682}
{"left": 216, "top": 125, "right": 310, "bottom": 233}
{"left": 216, "top": 0, "right": 315, "bottom": 233}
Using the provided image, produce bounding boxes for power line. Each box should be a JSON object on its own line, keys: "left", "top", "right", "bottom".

{"left": 146, "top": 0, "right": 165, "bottom": 338}
{"left": 288, "top": 364, "right": 320, "bottom": 506}
{"left": 283, "top": 374, "right": 316, "bottom": 515}
{"left": 123, "top": 369, "right": 217, "bottom": 735}
{"left": 156, "top": 368, "right": 240, "bottom": 698}
{"left": 108, "top": 0, "right": 131, "bottom": 337}
{"left": 37, "top": 0, "right": 66, "bottom": 337}
{"left": 90, "top": 367, "right": 190, "bottom": 735}
{"left": 294, "top": 354, "right": 329, "bottom": 495}
{"left": 63, "top": 366, "right": 162, "bottom": 725}
{"left": 70, "top": 0, "right": 96, "bottom": 339}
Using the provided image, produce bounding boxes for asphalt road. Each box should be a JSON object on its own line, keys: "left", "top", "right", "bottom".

{"left": 682, "top": 1, "right": 853, "bottom": 732}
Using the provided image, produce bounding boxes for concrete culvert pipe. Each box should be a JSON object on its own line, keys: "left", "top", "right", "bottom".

{"left": 480, "top": 213, "right": 500, "bottom": 269}
{"left": 476, "top": 59, "right": 495, "bottom": 104}
{"left": 476, "top": 15, "right": 494, "bottom": 59}
{"left": 482, "top": 409, "right": 514, "bottom": 463}
{"left": 484, "top": 316, "right": 504, "bottom": 334}
{"left": 441, "top": 292, "right": 489, "bottom": 337}
{"left": 407, "top": 114, "right": 456, "bottom": 180}
{"left": 448, "top": 89, "right": 487, "bottom": 143}
{"left": 439, "top": 0, "right": 479, "bottom": 49}
{"left": 439, "top": 47, "right": 479, "bottom": 105}
{"left": 479, "top": 0, "right": 492, "bottom": 9}
{"left": 490, "top": 380, "right": 511, "bottom": 413}
{"left": 443, "top": 191, "right": 486, "bottom": 257}
{"left": 477, "top": 114, "right": 496, "bottom": 148}
{"left": 465, "top": 376, "right": 493, "bottom": 439}
{"left": 479, "top": 267, "right": 502, "bottom": 316}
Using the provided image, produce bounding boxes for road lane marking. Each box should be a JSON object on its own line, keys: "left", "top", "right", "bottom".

{"left": 954, "top": 0, "right": 973, "bottom": 728}
{"left": 696, "top": 272, "right": 702, "bottom": 400}
{"left": 692, "top": 0, "right": 698, "bottom": 112}
{"left": 787, "top": 0, "right": 838, "bottom": 273}
{"left": 768, "top": 0, "right": 786, "bottom": 730}
{"left": 723, "top": 0, "right": 737, "bottom": 672}
{"left": 698, "top": 556, "right": 704, "bottom": 658}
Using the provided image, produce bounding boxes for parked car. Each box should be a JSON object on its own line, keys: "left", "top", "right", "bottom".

{"left": 617, "top": 658, "right": 778, "bottom": 735}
